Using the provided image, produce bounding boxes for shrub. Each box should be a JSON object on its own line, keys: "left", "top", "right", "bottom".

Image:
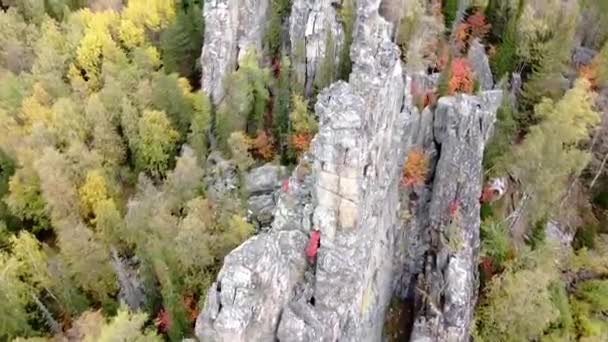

{"left": 448, "top": 58, "right": 474, "bottom": 95}
{"left": 401, "top": 149, "right": 429, "bottom": 187}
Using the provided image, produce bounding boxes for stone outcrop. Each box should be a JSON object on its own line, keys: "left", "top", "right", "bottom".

{"left": 289, "top": 0, "right": 344, "bottom": 97}
{"left": 201, "top": 0, "right": 269, "bottom": 104}
{"left": 244, "top": 164, "right": 288, "bottom": 228}
{"left": 195, "top": 162, "right": 314, "bottom": 341}
{"left": 408, "top": 91, "right": 501, "bottom": 342}
{"left": 204, "top": 151, "right": 238, "bottom": 201}
{"left": 467, "top": 39, "right": 494, "bottom": 91}
{"left": 196, "top": 0, "right": 503, "bottom": 340}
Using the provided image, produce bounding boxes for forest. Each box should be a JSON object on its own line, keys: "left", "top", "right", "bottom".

{"left": 0, "top": 0, "right": 607, "bottom": 341}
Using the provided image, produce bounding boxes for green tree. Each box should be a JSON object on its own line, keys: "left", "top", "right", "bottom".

{"left": 264, "top": 0, "right": 292, "bottom": 58}
{"left": 314, "top": 30, "right": 336, "bottom": 93}
{"left": 0, "top": 252, "right": 32, "bottom": 340}
{"left": 216, "top": 51, "right": 270, "bottom": 152}
{"left": 499, "top": 79, "right": 600, "bottom": 224}
{"left": 188, "top": 92, "right": 212, "bottom": 160}
{"left": 474, "top": 246, "right": 562, "bottom": 342}
{"left": 272, "top": 56, "right": 292, "bottom": 162}
{"left": 337, "top": 0, "right": 355, "bottom": 80}
{"left": 5, "top": 167, "right": 50, "bottom": 233}
{"left": 134, "top": 110, "right": 179, "bottom": 177}
{"left": 160, "top": 0, "right": 203, "bottom": 82}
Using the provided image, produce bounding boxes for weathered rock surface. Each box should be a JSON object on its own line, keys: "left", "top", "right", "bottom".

{"left": 204, "top": 151, "right": 238, "bottom": 200}
{"left": 201, "top": 0, "right": 269, "bottom": 104}
{"left": 110, "top": 248, "right": 147, "bottom": 311}
{"left": 245, "top": 164, "right": 288, "bottom": 227}
{"left": 196, "top": 0, "right": 503, "bottom": 340}
{"left": 289, "top": 0, "right": 344, "bottom": 97}
{"left": 195, "top": 161, "right": 315, "bottom": 341}
{"left": 468, "top": 39, "right": 494, "bottom": 91}
{"left": 409, "top": 91, "right": 502, "bottom": 342}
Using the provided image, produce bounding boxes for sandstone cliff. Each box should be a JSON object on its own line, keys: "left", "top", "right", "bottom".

{"left": 196, "top": 0, "right": 502, "bottom": 340}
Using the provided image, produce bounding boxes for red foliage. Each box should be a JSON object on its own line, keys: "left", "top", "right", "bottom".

{"left": 466, "top": 10, "right": 491, "bottom": 39}
{"left": 448, "top": 199, "right": 460, "bottom": 218}
{"left": 271, "top": 57, "right": 281, "bottom": 78}
{"left": 249, "top": 131, "right": 275, "bottom": 160}
{"left": 480, "top": 257, "right": 495, "bottom": 279}
{"left": 402, "top": 149, "right": 430, "bottom": 187}
{"left": 306, "top": 230, "right": 321, "bottom": 264}
{"left": 448, "top": 58, "right": 474, "bottom": 95}
{"left": 291, "top": 133, "right": 312, "bottom": 156}
{"left": 155, "top": 309, "right": 171, "bottom": 334}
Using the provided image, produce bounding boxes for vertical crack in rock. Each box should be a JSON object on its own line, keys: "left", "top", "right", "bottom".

{"left": 277, "top": 0, "right": 409, "bottom": 340}
{"left": 289, "top": 0, "right": 344, "bottom": 97}
{"left": 201, "top": 0, "right": 269, "bottom": 104}
{"left": 409, "top": 91, "right": 502, "bottom": 342}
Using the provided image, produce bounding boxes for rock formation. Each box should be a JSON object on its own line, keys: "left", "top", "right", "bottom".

{"left": 289, "top": 0, "right": 344, "bottom": 97}
{"left": 196, "top": 0, "right": 502, "bottom": 340}
{"left": 201, "top": 0, "right": 269, "bottom": 104}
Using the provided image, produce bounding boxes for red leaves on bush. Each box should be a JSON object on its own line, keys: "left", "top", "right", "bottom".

{"left": 454, "top": 10, "right": 491, "bottom": 52}
{"left": 448, "top": 58, "right": 474, "bottom": 95}
{"left": 402, "top": 149, "right": 430, "bottom": 187}
{"left": 249, "top": 131, "right": 275, "bottom": 160}
{"left": 155, "top": 309, "right": 171, "bottom": 334}
{"left": 466, "top": 10, "right": 490, "bottom": 39}
{"left": 291, "top": 133, "right": 312, "bottom": 156}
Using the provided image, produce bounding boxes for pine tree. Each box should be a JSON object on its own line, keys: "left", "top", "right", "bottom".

{"left": 273, "top": 56, "right": 292, "bottom": 162}
{"left": 160, "top": 0, "right": 204, "bottom": 82}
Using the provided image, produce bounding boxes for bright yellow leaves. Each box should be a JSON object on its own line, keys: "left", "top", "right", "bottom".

{"left": 122, "top": 0, "right": 176, "bottom": 32}
{"left": 118, "top": 19, "right": 145, "bottom": 49}
{"left": 79, "top": 169, "right": 109, "bottom": 218}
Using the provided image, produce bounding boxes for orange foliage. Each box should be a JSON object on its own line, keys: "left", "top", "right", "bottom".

{"left": 454, "top": 22, "right": 470, "bottom": 52}
{"left": 291, "top": 133, "right": 312, "bottom": 156}
{"left": 402, "top": 149, "right": 430, "bottom": 187}
{"left": 183, "top": 294, "right": 199, "bottom": 323}
{"left": 448, "top": 58, "right": 474, "bottom": 95}
{"left": 579, "top": 59, "right": 600, "bottom": 90}
{"left": 466, "top": 10, "right": 490, "bottom": 39}
{"left": 249, "top": 131, "right": 275, "bottom": 160}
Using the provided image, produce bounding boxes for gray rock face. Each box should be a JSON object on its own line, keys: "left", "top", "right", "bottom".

{"left": 201, "top": 0, "right": 269, "bottom": 104}
{"left": 468, "top": 39, "right": 494, "bottom": 91}
{"left": 204, "top": 151, "right": 238, "bottom": 200}
{"left": 244, "top": 164, "right": 288, "bottom": 227}
{"left": 196, "top": 162, "right": 315, "bottom": 342}
{"left": 110, "top": 248, "right": 147, "bottom": 311}
{"left": 289, "top": 0, "right": 344, "bottom": 97}
{"left": 196, "top": 0, "right": 503, "bottom": 340}
{"left": 409, "top": 91, "right": 502, "bottom": 342}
